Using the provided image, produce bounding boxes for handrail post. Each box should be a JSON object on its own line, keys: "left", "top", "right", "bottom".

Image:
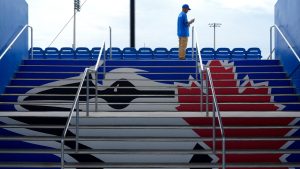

{"left": 205, "top": 71, "right": 209, "bottom": 117}
{"left": 192, "top": 26, "right": 194, "bottom": 60}
{"left": 104, "top": 43, "right": 106, "bottom": 77}
{"left": 109, "top": 26, "right": 112, "bottom": 59}
{"left": 86, "top": 70, "right": 90, "bottom": 116}
{"left": 212, "top": 101, "right": 216, "bottom": 154}
{"left": 222, "top": 137, "right": 226, "bottom": 169}
{"left": 270, "top": 26, "right": 274, "bottom": 60}
{"left": 195, "top": 43, "right": 198, "bottom": 81}
{"left": 29, "top": 26, "right": 33, "bottom": 60}
{"left": 61, "top": 139, "right": 64, "bottom": 169}
{"left": 95, "top": 70, "right": 98, "bottom": 112}
{"left": 76, "top": 99, "right": 79, "bottom": 152}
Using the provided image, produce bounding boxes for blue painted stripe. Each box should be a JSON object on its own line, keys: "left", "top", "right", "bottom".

{"left": 10, "top": 80, "right": 58, "bottom": 86}
{"left": 15, "top": 73, "right": 81, "bottom": 79}
{"left": 0, "top": 154, "right": 60, "bottom": 162}
{"left": 19, "top": 66, "right": 198, "bottom": 73}
{"left": 23, "top": 60, "right": 96, "bottom": 66}
{"left": 237, "top": 73, "right": 287, "bottom": 79}
{"left": 271, "top": 88, "right": 295, "bottom": 94}
{"left": 235, "top": 67, "right": 283, "bottom": 72}
{"left": 273, "top": 96, "right": 300, "bottom": 102}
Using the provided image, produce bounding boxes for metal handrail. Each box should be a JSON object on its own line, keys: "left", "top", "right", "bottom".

{"left": 61, "top": 40, "right": 106, "bottom": 169}
{"left": 192, "top": 26, "right": 226, "bottom": 168}
{"left": 206, "top": 68, "right": 226, "bottom": 169}
{"left": 192, "top": 26, "right": 205, "bottom": 113}
{"left": 270, "top": 24, "right": 300, "bottom": 62}
{"left": 0, "top": 25, "right": 33, "bottom": 60}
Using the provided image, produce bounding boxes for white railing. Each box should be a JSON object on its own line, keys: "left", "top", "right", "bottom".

{"left": 0, "top": 25, "right": 33, "bottom": 60}
{"left": 192, "top": 26, "right": 226, "bottom": 169}
{"left": 269, "top": 24, "right": 300, "bottom": 62}
{"left": 60, "top": 40, "right": 106, "bottom": 169}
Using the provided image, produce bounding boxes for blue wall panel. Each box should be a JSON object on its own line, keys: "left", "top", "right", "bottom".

{"left": 275, "top": 0, "right": 300, "bottom": 94}
{"left": 0, "top": 0, "right": 28, "bottom": 94}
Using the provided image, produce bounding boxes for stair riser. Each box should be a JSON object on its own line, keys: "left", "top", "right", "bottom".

{"left": 1, "top": 95, "right": 299, "bottom": 103}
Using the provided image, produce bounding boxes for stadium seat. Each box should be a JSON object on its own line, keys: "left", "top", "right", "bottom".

{"left": 247, "top": 48, "right": 262, "bottom": 60}
{"left": 200, "top": 48, "right": 215, "bottom": 60}
{"left": 138, "top": 48, "right": 153, "bottom": 59}
{"left": 216, "top": 48, "right": 231, "bottom": 60}
{"left": 123, "top": 47, "right": 137, "bottom": 60}
{"left": 60, "top": 47, "right": 75, "bottom": 59}
{"left": 169, "top": 48, "right": 179, "bottom": 59}
{"left": 153, "top": 48, "right": 169, "bottom": 59}
{"left": 29, "top": 47, "right": 44, "bottom": 59}
{"left": 106, "top": 47, "right": 123, "bottom": 60}
{"left": 186, "top": 48, "right": 197, "bottom": 60}
{"left": 91, "top": 47, "right": 103, "bottom": 60}
{"left": 44, "top": 47, "right": 59, "bottom": 59}
{"left": 75, "top": 47, "right": 91, "bottom": 59}
{"left": 231, "top": 48, "right": 246, "bottom": 60}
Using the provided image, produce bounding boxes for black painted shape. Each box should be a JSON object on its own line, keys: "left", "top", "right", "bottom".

{"left": 10, "top": 117, "right": 104, "bottom": 168}
{"left": 189, "top": 143, "right": 213, "bottom": 169}
{"left": 22, "top": 78, "right": 175, "bottom": 111}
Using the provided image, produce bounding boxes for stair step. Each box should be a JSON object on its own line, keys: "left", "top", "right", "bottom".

{"left": 0, "top": 136, "right": 300, "bottom": 141}
{"left": 3, "top": 162, "right": 300, "bottom": 168}
{"left": 1, "top": 95, "right": 299, "bottom": 103}
{"left": 1, "top": 124, "right": 300, "bottom": 129}
{"left": 0, "top": 149, "right": 299, "bottom": 154}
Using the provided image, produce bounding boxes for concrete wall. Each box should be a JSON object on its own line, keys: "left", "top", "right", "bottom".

{"left": 0, "top": 0, "right": 28, "bottom": 94}
{"left": 275, "top": 0, "right": 300, "bottom": 94}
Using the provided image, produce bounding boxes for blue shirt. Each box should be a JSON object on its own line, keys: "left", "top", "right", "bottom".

{"left": 177, "top": 11, "right": 189, "bottom": 37}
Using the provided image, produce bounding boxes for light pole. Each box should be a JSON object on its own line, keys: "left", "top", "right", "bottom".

{"left": 73, "top": 0, "right": 80, "bottom": 50}
{"left": 130, "top": 0, "right": 135, "bottom": 48}
{"left": 209, "top": 23, "right": 222, "bottom": 50}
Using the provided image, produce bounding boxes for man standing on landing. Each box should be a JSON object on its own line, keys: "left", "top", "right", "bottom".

{"left": 177, "top": 4, "right": 195, "bottom": 60}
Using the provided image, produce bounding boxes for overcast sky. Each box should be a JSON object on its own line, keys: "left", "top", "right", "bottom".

{"left": 26, "top": 0, "right": 277, "bottom": 58}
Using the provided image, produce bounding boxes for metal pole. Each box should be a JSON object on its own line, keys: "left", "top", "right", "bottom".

{"left": 104, "top": 44, "right": 106, "bottom": 77}
{"left": 270, "top": 26, "right": 274, "bottom": 60}
{"left": 61, "top": 140, "right": 64, "bottom": 169}
{"left": 73, "top": 8, "right": 76, "bottom": 50}
{"left": 201, "top": 71, "right": 203, "bottom": 113}
{"left": 86, "top": 70, "right": 90, "bottom": 116}
{"left": 95, "top": 70, "right": 98, "bottom": 112}
{"left": 110, "top": 26, "right": 112, "bottom": 59}
{"left": 30, "top": 26, "right": 33, "bottom": 59}
{"left": 222, "top": 137, "right": 226, "bottom": 169}
{"left": 206, "top": 70, "right": 209, "bottom": 116}
{"left": 213, "top": 26, "right": 216, "bottom": 50}
{"left": 76, "top": 100, "right": 79, "bottom": 152}
{"left": 130, "top": 0, "right": 135, "bottom": 47}
{"left": 192, "top": 26, "right": 194, "bottom": 59}
{"left": 212, "top": 102, "right": 216, "bottom": 154}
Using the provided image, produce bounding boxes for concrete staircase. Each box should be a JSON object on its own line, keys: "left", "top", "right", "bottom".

{"left": 0, "top": 58, "right": 300, "bottom": 168}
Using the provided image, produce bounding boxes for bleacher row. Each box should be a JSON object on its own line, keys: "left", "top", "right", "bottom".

{"left": 30, "top": 47, "right": 262, "bottom": 60}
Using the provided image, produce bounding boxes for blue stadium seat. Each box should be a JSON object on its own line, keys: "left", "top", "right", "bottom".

{"left": 60, "top": 47, "right": 75, "bottom": 59}
{"left": 247, "top": 48, "right": 262, "bottom": 60}
{"left": 75, "top": 47, "right": 91, "bottom": 59}
{"left": 106, "top": 47, "right": 123, "bottom": 60}
{"left": 186, "top": 48, "right": 197, "bottom": 60}
{"left": 216, "top": 48, "right": 231, "bottom": 60}
{"left": 153, "top": 48, "right": 169, "bottom": 59}
{"left": 200, "top": 48, "right": 215, "bottom": 60}
{"left": 29, "top": 47, "right": 44, "bottom": 59}
{"left": 91, "top": 47, "right": 101, "bottom": 60}
{"left": 138, "top": 48, "right": 153, "bottom": 59}
{"left": 169, "top": 48, "right": 179, "bottom": 59}
{"left": 123, "top": 47, "right": 137, "bottom": 60}
{"left": 231, "top": 48, "right": 246, "bottom": 60}
{"left": 44, "top": 47, "right": 59, "bottom": 59}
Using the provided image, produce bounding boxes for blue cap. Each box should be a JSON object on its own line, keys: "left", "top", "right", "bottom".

{"left": 182, "top": 4, "right": 191, "bottom": 10}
